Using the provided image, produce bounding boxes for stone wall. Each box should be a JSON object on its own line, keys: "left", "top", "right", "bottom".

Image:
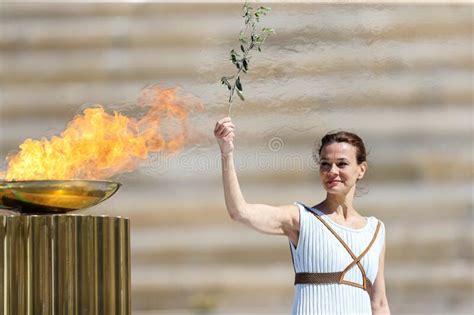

{"left": 0, "top": 3, "right": 472, "bottom": 314}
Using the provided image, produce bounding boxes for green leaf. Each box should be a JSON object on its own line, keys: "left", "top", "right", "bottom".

{"left": 239, "top": 31, "right": 249, "bottom": 44}
{"left": 255, "top": 7, "right": 270, "bottom": 17}
{"left": 230, "top": 49, "right": 242, "bottom": 64}
{"left": 242, "top": 59, "right": 248, "bottom": 71}
{"left": 262, "top": 27, "right": 275, "bottom": 34}
{"left": 235, "top": 77, "right": 242, "bottom": 91}
{"left": 242, "top": 5, "right": 249, "bottom": 17}
{"left": 236, "top": 89, "right": 245, "bottom": 101}
{"left": 221, "top": 77, "right": 232, "bottom": 90}
{"left": 240, "top": 44, "right": 245, "bottom": 53}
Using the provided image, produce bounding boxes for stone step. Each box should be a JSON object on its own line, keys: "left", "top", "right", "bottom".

{"left": 1, "top": 105, "right": 471, "bottom": 151}
{"left": 1, "top": 4, "right": 470, "bottom": 52}
{"left": 0, "top": 2, "right": 235, "bottom": 19}
{"left": 130, "top": 261, "right": 473, "bottom": 311}
{"left": 86, "top": 178, "right": 474, "bottom": 224}
{"left": 106, "top": 202, "right": 472, "bottom": 229}
{"left": 1, "top": 142, "right": 471, "bottom": 184}
{"left": 131, "top": 284, "right": 474, "bottom": 315}
{"left": 1, "top": 36, "right": 471, "bottom": 85}
{"left": 1, "top": 68, "right": 471, "bottom": 119}
{"left": 131, "top": 262, "right": 473, "bottom": 290}
{"left": 129, "top": 218, "right": 473, "bottom": 265}
{"left": 2, "top": 125, "right": 471, "bottom": 199}
{"left": 3, "top": 144, "right": 471, "bottom": 184}
{"left": 85, "top": 181, "right": 473, "bottom": 224}
{"left": 1, "top": 2, "right": 468, "bottom": 24}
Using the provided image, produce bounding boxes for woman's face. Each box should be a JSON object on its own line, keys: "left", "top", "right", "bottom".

{"left": 318, "top": 142, "right": 367, "bottom": 195}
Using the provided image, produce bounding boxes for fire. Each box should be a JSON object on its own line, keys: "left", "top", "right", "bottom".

{"left": 2, "top": 85, "right": 203, "bottom": 181}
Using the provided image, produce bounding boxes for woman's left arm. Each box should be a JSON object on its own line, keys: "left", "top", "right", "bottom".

{"left": 370, "top": 240, "right": 391, "bottom": 315}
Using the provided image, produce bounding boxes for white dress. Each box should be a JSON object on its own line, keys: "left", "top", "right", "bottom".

{"left": 289, "top": 202, "right": 386, "bottom": 315}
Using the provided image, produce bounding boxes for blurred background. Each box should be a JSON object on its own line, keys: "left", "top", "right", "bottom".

{"left": 0, "top": 2, "right": 472, "bottom": 314}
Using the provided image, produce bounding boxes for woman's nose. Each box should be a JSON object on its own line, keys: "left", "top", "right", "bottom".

{"left": 329, "top": 163, "right": 338, "bottom": 174}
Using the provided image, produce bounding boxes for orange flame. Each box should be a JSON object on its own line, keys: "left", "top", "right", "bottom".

{"left": 2, "top": 85, "right": 203, "bottom": 181}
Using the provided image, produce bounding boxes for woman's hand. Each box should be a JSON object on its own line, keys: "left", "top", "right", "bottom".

{"left": 214, "top": 117, "right": 235, "bottom": 156}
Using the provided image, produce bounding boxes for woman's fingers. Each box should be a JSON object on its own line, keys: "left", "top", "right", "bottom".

{"left": 223, "top": 131, "right": 234, "bottom": 141}
{"left": 215, "top": 121, "right": 234, "bottom": 130}
{"left": 215, "top": 117, "right": 231, "bottom": 129}
{"left": 214, "top": 119, "right": 235, "bottom": 138}
{"left": 218, "top": 127, "right": 234, "bottom": 138}
{"left": 218, "top": 117, "right": 232, "bottom": 124}
{"left": 218, "top": 123, "right": 235, "bottom": 131}
{"left": 214, "top": 124, "right": 229, "bottom": 136}
{"left": 222, "top": 128, "right": 234, "bottom": 137}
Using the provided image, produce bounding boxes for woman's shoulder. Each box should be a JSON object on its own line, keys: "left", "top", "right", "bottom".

{"left": 364, "top": 215, "right": 385, "bottom": 229}
{"left": 292, "top": 201, "right": 317, "bottom": 216}
{"left": 367, "top": 216, "right": 385, "bottom": 228}
{"left": 293, "top": 201, "right": 316, "bottom": 210}
{"left": 367, "top": 216, "right": 386, "bottom": 241}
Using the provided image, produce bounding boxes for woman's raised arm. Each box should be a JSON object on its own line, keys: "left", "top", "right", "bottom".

{"left": 214, "top": 117, "right": 299, "bottom": 243}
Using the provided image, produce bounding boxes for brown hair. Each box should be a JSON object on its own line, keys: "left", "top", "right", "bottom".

{"left": 315, "top": 130, "right": 368, "bottom": 165}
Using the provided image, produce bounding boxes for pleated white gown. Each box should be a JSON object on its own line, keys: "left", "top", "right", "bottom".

{"left": 290, "top": 202, "right": 386, "bottom": 315}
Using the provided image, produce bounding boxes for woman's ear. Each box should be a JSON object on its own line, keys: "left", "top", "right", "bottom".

{"left": 358, "top": 161, "right": 368, "bottom": 179}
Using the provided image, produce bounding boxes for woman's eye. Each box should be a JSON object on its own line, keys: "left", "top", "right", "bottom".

{"left": 320, "top": 162, "right": 347, "bottom": 165}
{"left": 319, "top": 162, "right": 348, "bottom": 168}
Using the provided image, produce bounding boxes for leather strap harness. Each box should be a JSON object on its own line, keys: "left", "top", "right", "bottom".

{"left": 292, "top": 206, "right": 381, "bottom": 292}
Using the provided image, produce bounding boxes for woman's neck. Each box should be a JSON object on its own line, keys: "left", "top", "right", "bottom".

{"left": 316, "top": 194, "right": 357, "bottom": 219}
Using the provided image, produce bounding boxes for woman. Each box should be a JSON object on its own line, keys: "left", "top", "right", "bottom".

{"left": 214, "top": 117, "right": 390, "bottom": 315}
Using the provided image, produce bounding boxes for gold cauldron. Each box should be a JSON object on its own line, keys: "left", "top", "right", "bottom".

{"left": 0, "top": 180, "right": 121, "bottom": 214}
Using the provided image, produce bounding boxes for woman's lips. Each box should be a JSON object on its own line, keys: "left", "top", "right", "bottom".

{"left": 327, "top": 180, "right": 342, "bottom": 185}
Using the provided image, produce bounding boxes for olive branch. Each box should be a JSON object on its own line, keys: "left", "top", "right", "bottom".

{"left": 221, "top": 2, "right": 274, "bottom": 117}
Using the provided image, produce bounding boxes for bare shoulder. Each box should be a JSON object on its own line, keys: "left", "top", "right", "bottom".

{"left": 275, "top": 203, "right": 300, "bottom": 233}
{"left": 276, "top": 204, "right": 300, "bottom": 245}
{"left": 276, "top": 203, "right": 299, "bottom": 220}
{"left": 236, "top": 202, "right": 300, "bottom": 236}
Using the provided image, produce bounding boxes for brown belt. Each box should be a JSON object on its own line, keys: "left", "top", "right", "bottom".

{"left": 295, "top": 272, "right": 373, "bottom": 292}
{"left": 291, "top": 205, "right": 381, "bottom": 293}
